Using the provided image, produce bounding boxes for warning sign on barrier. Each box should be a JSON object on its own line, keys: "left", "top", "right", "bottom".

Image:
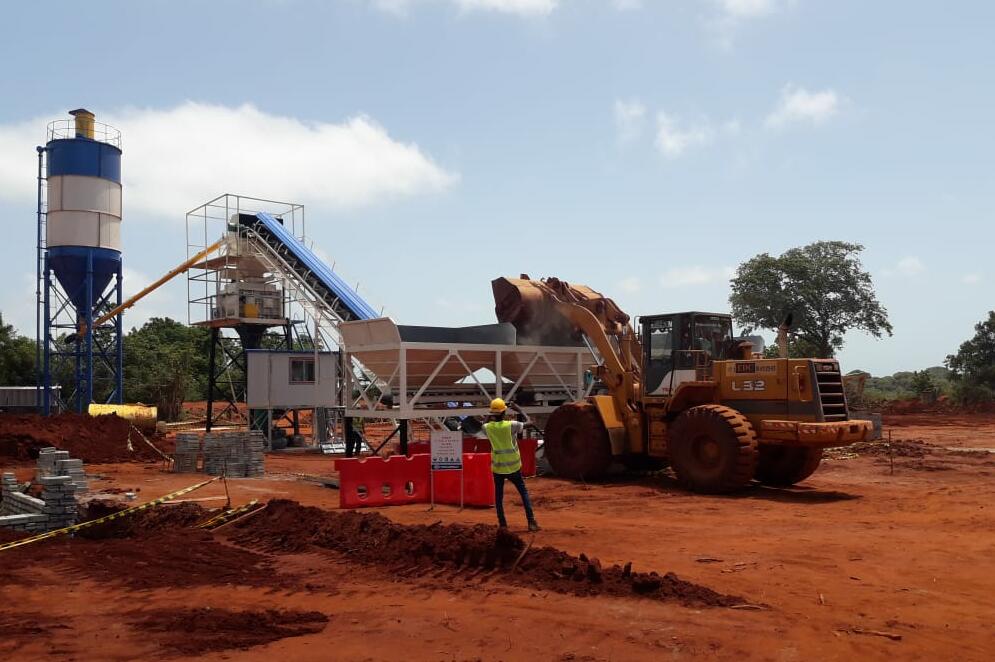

{"left": 430, "top": 430, "right": 464, "bottom": 510}
{"left": 431, "top": 430, "right": 463, "bottom": 471}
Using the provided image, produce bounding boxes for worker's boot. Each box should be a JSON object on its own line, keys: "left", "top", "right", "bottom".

{"left": 528, "top": 520, "right": 540, "bottom": 532}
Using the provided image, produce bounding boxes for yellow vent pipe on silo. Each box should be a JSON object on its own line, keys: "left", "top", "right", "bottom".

{"left": 69, "top": 108, "right": 95, "bottom": 139}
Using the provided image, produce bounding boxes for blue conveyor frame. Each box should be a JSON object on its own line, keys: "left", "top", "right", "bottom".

{"left": 240, "top": 212, "right": 378, "bottom": 323}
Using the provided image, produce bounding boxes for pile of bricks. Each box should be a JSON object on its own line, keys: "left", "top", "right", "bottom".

{"left": 0, "top": 473, "right": 49, "bottom": 532}
{"left": 39, "top": 476, "right": 78, "bottom": 530}
{"left": 177, "top": 431, "right": 265, "bottom": 478}
{"left": 204, "top": 432, "right": 265, "bottom": 477}
{"left": 37, "top": 447, "right": 88, "bottom": 494}
{"left": 172, "top": 433, "right": 201, "bottom": 473}
{"left": 0, "top": 452, "right": 84, "bottom": 533}
{"left": 247, "top": 431, "right": 265, "bottom": 477}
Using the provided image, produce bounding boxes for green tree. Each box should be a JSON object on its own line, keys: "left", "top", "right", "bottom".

{"left": 910, "top": 370, "right": 937, "bottom": 402}
{"left": 730, "top": 241, "right": 893, "bottom": 358}
{"left": 946, "top": 312, "right": 995, "bottom": 404}
{"left": 123, "top": 317, "right": 212, "bottom": 421}
{"left": 0, "top": 314, "right": 37, "bottom": 386}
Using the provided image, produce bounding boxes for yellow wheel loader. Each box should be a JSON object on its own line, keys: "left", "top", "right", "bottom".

{"left": 492, "top": 275, "right": 872, "bottom": 493}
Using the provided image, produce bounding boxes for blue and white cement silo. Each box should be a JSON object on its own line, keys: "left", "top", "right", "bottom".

{"left": 38, "top": 109, "right": 124, "bottom": 413}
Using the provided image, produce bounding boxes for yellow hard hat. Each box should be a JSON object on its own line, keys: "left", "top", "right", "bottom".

{"left": 489, "top": 398, "right": 508, "bottom": 414}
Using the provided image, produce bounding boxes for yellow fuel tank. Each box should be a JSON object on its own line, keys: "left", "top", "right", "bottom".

{"left": 88, "top": 403, "right": 158, "bottom": 432}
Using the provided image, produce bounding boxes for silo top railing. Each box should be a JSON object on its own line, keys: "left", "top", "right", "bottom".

{"left": 46, "top": 119, "right": 122, "bottom": 148}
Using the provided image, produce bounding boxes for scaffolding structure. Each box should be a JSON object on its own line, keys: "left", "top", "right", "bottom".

{"left": 185, "top": 194, "right": 378, "bottom": 434}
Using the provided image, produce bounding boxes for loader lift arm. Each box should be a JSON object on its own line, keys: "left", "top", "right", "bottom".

{"left": 492, "top": 275, "right": 645, "bottom": 450}
{"left": 70, "top": 238, "right": 225, "bottom": 341}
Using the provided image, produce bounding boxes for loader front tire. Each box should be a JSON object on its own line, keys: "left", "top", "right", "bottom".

{"left": 755, "top": 446, "right": 823, "bottom": 487}
{"left": 668, "top": 405, "right": 758, "bottom": 493}
{"left": 543, "top": 401, "right": 613, "bottom": 480}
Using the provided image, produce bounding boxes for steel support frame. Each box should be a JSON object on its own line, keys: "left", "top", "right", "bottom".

{"left": 344, "top": 341, "right": 596, "bottom": 420}
{"left": 41, "top": 259, "right": 124, "bottom": 414}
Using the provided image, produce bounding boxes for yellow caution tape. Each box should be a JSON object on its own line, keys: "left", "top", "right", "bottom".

{"left": 197, "top": 499, "right": 260, "bottom": 529}
{"left": 0, "top": 476, "right": 221, "bottom": 552}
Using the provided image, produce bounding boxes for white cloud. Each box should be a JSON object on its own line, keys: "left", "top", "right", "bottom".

{"left": 882, "top": 256, "right": 925, "bottom": 278}
{"left": 714, "top": 0, "right": 778, "bottom": 19}
{"left": 765, "top": 85, "right": 842, "bottom": 128}
{"left": 618, "top": 276, "right": 641, "bottom": 293}
{"left": 0, "top": 103, "right": 457, "bottom": 219}
{"left": 655, "top": 113, "right": 714, "bottom": 158}
{"left": 660, "top": 266, "right": 734, "bottom": 288}
{"left": 962, "top": 273, "right": 982, "bottom": 285}
{"left": 651, "top": 112, "right": 743, "bottom": 158}
{"left": 454, "top": 0, "right": 557, "bottom": 14}
{"left": 614, "top": 99, "right": 647, "bottom": 143}
{"left": 706, "top": 0, "right": 794, "bottom": 50}
{"left": 372, "top": 0, "right": 642, "bottom": 16}
{"left": 372, "top": 0, "right": 558, "bottom": 16}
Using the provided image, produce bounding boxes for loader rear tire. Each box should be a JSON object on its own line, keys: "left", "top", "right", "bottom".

{"left": 668, "top": 405, "right": 758, "bottom": 493}
{"left": 755, "top": 446, "right": 823, "bottom": 487}
{"left": 543, "top": 401, "right": 613, "bottom": 480}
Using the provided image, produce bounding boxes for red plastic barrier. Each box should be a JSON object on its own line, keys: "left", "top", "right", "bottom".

{"left": 462, "top": 436, "right": 489, "bottom": 453}
{"left": 431, "top": 452, "right": 494, "bottom": 507}
{"left": 518, "top": 438, "right": 538, "bottom": 478}
{"left": 337, "top": 436, "right": 537, "bottom": 510}
{"left": 335, "top": 454, "right": 430, "bottom": 509}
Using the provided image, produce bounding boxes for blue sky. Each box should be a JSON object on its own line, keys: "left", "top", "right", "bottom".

{"left": 1, "top": 0, "right": 992, "bottom": 376}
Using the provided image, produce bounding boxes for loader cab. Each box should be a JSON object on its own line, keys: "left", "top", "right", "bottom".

{"left": 641, "top": 312, "right": 734, "bottom": 397}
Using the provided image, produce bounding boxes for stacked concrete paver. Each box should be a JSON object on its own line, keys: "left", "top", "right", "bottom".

{"left": 0, "top": 451, "right": 84, "bottom": 533}
{"left": 203, "top": 431, "right": 265, "bottom": 477}
{"left": 172, "top": 434, "right": 201, "bottom": 473}
{"left": 37, "top": 447, "right": 88, "bottom": 494}
{"left": 39, "top": 476, "right": 78, "bottom": 530}
{"left": 176, "top": 431, "right": 265, "bottom": 478}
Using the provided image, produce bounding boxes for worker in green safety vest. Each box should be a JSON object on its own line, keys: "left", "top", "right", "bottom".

{"left": 482, "top": 398, "right": 539, "bottom": 532}
{"left": 346, "top": 418, "right": 365, "bottom": 458}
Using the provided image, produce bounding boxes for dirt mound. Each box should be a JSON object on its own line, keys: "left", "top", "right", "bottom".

{"left": 0, "top": 527, "right": 282, "bottom": 591}
{"left": 130, "top": 608, "right": 328, "bottom": 655}
{"left": 847, "top": 439, "right": 934, "bottom": 458}
{"left": 78, "top": 502, "right": 208, "bottom": 539}
{"left": 232, "top": 500, "right": 743, "bottom": 607}
{"left": 0, "top": 412, "right": 163, "bottom": 463}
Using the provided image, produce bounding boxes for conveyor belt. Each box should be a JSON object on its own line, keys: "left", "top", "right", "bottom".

{"left": 239, "top": 211, "right": 378, "bottom": 322}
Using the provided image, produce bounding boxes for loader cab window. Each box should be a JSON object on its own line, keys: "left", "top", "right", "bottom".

{"left": 643, "top": 316, "right": 677, "bottom": 396}
{"left": 648, "top": 319, "right": 673, "bottom": 360}
{"left": 692, "top": 315, "right": 734, "bottom": 360}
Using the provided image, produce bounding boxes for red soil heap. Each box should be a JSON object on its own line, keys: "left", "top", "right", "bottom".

{"left": 1, "top": 502, "right": 283, "bottom": 592}
{"left": 0, "top": 412, "right": 163, "bottom": 463}
{"left": 233, "top": 499, "right": 744, "bottom": 607}
{"left": 129, "top": 608, "right": 329, "bottom": 656}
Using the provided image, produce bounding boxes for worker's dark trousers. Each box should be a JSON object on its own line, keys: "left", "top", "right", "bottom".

{"left": 345, "top": 432, "right": 362, "bottom": 458}
{"left": 493, "top": 470, "right": 536, "bottom": 527}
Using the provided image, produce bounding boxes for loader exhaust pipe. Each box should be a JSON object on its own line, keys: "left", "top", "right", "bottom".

{"left": 778, "top": 312, "right": 794, "bottom": 359}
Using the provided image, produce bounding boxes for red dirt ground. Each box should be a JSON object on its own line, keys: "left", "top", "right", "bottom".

{"left": 130, "top": 608, "right": 329, "bottom": 656}
{"left": 2, "top": 412, "right": 995, "bottom": 660}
